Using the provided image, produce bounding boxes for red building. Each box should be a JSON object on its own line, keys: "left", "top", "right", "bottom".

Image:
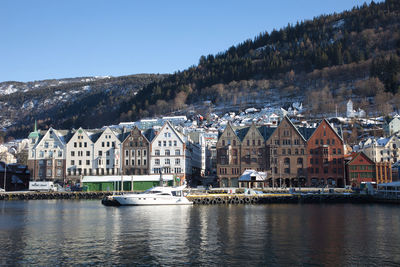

{"left": 346, "top": 152, "right": 376, "bottom": 187}
{"left": 307, "top": 119, "right": 345, "bottom": 187}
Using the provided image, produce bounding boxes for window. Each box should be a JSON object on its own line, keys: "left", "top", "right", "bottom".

{"left": 324, "top": 167, "right": 328, "bottom": 174}
{"left": 84, "top": 142, "right": 87, "bottom": 148}
{"left": 315, "top": 139, "right": 318, "bottom": 145}
{"left": 222, "top": 140, "right": 225, "bottom": 146}
{"left": 47, "top": 160, "right": 52, "bottom": 166}
{"left": 125, "top": 150, "right": 129, "bottom": 156}
{"left": 301, "top": 149, "right": 304, "bottom": 155}
{"left": 107, "top": 142, "right": 110, "bottom": 147}
{"left": 175, "top": 150, "right": 180, "bottom": 155}
{"left": 132, "top": 150, "right": 135, "bottom": 157}
{"left": 57, "top": 169, "right": 62, "bottom": 177}
{"left": 333, "top": 158, "right": 337, "bottom": 164}
{"left": 155, "top": 150, "right": 160, "bottom": 156}
{"left": 320, "top": 139, "right": 323, "bottom": 145}
{"left": 158, "top": 141, "right": 162, "bottom": 146}
{"left": 143, "top": 150, "right": 147, "bottom": 156}
{"left": 79, "top": 142, "right": 82, "bottom": 148}
{"left": 137, "top": 159, "right": 141, "bottom": 165}
{"left": 86, "top": 160, "right": 90, "bottom": 166}
{"left": 332, "top": 139, "right": 335, "bottom": 145}
{"left": 165, "top": 159, "right": 170, "bottom": 165}
{"left": 125, "top": 159, "right": 129, "bottom": 166}
{"left": 333, "top": 149, "right": 336, "bottom": 154}
{"left": 57, "top": 160, "right": 62, "bottom": 166}
{"left": 297, "top": 158, "right": 303, "bottom": 164}
{"left": 47, "top": 169, "right": 52, "bottom": 177}
{"left": 143, "top": 159, "right": 147, "bottom": 165}
{"left": 295, "top": 149, "right": 298, "bottom": 155}
{"left": 155, "top": 159, "right": 160, "bottom": 165}
{"left": 71, "top": 160, "right": 75, "bottom": 165}
{"left": 282, "top": 149, "right": 286, "bottom": 155}
{"left": 79, "top": 160, "right": 82, "bottom": 166}
{"left": 71, "top": 151, "right": 75, "bottom": 156}
{"left": 137, "top": 150, "right": 141, "bottom": 156}
{"left": 175, "top": 158, "right": 180, "bottom": 165}
{"left": 288, "top": 149, "right": 291, "bottom": 155}
{"left": 174, "top": 141, "right": 177, "bottom": 146}
{"left": 233, "top": 140, "right": 236, "bottom": 146}
{"left": 163, "top": 141, "right": 166, "bottom": 146}
{"left": 58, "top": 151, "right": 62, "bottom": 157}
{"left": 247, "top": 140, "right": 250, "bottom": 146}
{"left": 74, "top": 142, "right": 77, "bottom": 148}
{"left": 327, "top": 139, "right": 330, "bottom": 145}
{"left": 165, "top": 150, "right": 170, "bottom": 156}
{"left": 86, "top": 151, "right": 90, "bottom": 156}
{"left": 169, "top": 141, "right": 172, "bottom": 146}
{"left": 338, "top": 149, "right": 341, "bottom": 154}
{"left": 315, "top": 168, "right": 319, "bottom": 173}
{"left": 106, "top": 151, "right": 110, "bottom": 156}
{"left": 102, "top": 142, "right": 105, "bottom": 147}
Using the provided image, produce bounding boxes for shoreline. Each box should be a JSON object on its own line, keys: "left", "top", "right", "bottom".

{"left": 1, "top": 191, "right": 399, "bottom": 205}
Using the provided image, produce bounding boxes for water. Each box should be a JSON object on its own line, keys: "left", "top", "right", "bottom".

{"left": 0, "top": 201, "right": 399, "bottom": 266}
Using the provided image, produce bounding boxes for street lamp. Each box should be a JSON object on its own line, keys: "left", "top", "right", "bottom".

{"left": 3, "top": 162, "right": 6, "bottom": 192}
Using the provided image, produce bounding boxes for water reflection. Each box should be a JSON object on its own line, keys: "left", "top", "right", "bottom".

{"left": 0, "top": 201, "right": 399, "bottom": 266}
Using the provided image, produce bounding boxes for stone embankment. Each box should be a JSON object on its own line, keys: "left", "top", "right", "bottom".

{"left": 187, "top": 193, "right": 373, "bottom": 205}
{"left": 0, "top": 192, "right": 112, "bottom": 201}
{"left": 0, "top": 191, "right": 392, "bottom": 205}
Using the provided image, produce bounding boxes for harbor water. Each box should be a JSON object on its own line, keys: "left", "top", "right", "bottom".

{"left": 0, "top": 200, "right": 399, "bottom": 266}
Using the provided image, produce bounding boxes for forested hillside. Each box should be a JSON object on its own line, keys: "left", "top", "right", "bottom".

{"left": 119, "top": 0, "right": 400, "bottom": 120}
{"left": 4, "top": 0, "right": 400, "bottom": 139}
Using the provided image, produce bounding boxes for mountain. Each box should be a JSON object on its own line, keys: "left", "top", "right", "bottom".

{"left": 3, "top": 0, "right": 400, "bottom": 139}
{"left": 0, "top": 74, "right": 166, "bottom": 135}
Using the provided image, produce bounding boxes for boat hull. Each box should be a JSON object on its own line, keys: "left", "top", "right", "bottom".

{"left": 113, "top": 195, "right": 193, "bottom": 206}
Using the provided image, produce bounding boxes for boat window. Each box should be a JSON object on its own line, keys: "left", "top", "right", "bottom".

{"left": 160, "top": 193, "right": 171, "bottom": 195}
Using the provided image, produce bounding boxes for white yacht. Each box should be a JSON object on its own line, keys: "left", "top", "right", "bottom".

{"left": 112, "top": 185, "right": 193, "bottom": 206}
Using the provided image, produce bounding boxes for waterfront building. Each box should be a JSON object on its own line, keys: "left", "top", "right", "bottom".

{"left": 92, "top": 127, "right": 121, "bottom": 176}
{"left": 66, "top": 128, "right": 99, "bottom": 182}
{"left": 149, "top": 121, "right": 187, "bottom": 184}
{"left": 307, "top": 119, "right": 345, "bottom": 187}
{"left": 266, "top": 117, "right": 310, "bottom": 187}
{"left": 27, "top": 126, "right": 69, "bottom": 184}
{"left": 216, "top": 123, "right": 275, "bottom": 187}
{"left": 346, "top": 152, "right": 376, "bottom": 187}
{"left": 358, "top": 135, "right": 400, "bottom": 163}
{"left": 121, "top": 126, "right": 153, "bottom": 175}
{"left": 81, "top": 174, "right": 173, "bottom": 192}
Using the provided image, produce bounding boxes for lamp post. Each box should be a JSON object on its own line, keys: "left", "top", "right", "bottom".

{"left": 3, "top": 162, "right": 6, "bottom": 192}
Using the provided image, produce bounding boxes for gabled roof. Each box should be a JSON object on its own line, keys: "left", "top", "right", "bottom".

{"left": 235, "top": 127, "right": 250, "bottom": 141}
{"left": 346, "top": 151, "right": 375, "bottom": 165}
{"left": 308, "top": 119, "right": 344, "bottom": 142}
{"left": 257, "top": 125, "right": 276, "bottom": 141}
{"left": 152, "top": 121, "right": 185, "bottom": 144}
{"left": 297, "top": 127, "right": 317, "bottom": 141}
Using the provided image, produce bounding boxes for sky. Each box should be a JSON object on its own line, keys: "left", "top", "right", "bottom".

{"left": 0, "top": 0, "right": 380, "bottom": 82}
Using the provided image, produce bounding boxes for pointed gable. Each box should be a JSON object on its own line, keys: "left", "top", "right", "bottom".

{"left": 308, "top": 119, "right": 344, "bottom": 144}
{"left": 347, "top": 152, "right": 375, "bottom": 166}
{"left": 217, "top": 122, "right": 240, "bottom": 147}
{"left": 242, "top": 123, "right": 264, "bottom": 145}
{"left": 267, "top": 116, "right": 306, "bottom": 144}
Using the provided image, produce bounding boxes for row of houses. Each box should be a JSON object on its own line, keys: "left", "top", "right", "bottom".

{"left": 216, "top": 117, "right": 394, "bottom": 188}
{"left": 27, "top": 121, "right": 204, "bottom": 185}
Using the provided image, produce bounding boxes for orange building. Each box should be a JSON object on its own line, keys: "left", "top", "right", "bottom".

{"left": 307, "top": 119, "right": 345, "bottom": 187}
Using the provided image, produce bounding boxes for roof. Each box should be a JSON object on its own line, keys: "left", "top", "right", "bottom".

{"left": 239, "top": 170, "right": 267, "bottom": 181}
{"left": 297, "top": 127, "right": 317, "bottom": 141}
{"left": 257, "top": 125, "right": 276, "bottom": 141}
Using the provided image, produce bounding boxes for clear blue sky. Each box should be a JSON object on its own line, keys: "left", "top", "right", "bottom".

{"left": 1, "top": 0, "right": 378, "bottom": 82}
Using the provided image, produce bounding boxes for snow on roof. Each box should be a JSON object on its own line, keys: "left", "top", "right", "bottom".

{"left": 239, "top": 170, "right": 267, "bottom": 181}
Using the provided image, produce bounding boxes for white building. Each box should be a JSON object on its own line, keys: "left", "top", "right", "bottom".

{"left": 27, "top": 127, "right": 69, "bottom": 183}
{"left": 93, "top": 127, "right": 121, "bottom": 176}
{"left": 149, "top": 121, "right": 202, "bottom": 185}
{"left": 357, "top": 135, "right": 400, "bottom": 163}
{"left": 66, "top": 128, "right": 99, "bottom": 179}
{"left": 389, "top": 117, "right": 400, "bottom": 136}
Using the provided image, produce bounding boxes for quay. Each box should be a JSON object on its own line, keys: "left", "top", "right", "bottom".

{"left": 1, "top": 190, "right": 398, "bottom": 205}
